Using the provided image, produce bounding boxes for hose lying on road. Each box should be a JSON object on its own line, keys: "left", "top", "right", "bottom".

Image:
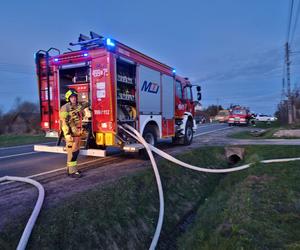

{"left": 119, "top": 124, "right": 300, "bottom": 250}
{"left": 0, "top": 176, "right": 45, "bottom": 250}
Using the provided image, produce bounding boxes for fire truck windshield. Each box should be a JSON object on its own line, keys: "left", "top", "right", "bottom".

{"left": 232, "top": 109, "right": 246, "bottom": 115}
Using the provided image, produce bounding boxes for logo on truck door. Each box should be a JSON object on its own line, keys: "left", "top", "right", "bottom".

{"left": 141, "top": 81, "right": 159, "bottom": 94}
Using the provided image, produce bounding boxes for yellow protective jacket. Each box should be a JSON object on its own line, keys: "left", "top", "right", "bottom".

{"left": 59, "top": 102, "right": 89, "bottom": 137}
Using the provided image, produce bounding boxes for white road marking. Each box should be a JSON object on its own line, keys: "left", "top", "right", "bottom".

{"left": 194, "top": 126, "right": 232, "bottom": 138}
{"left": 196, "top": 124, "right": 224, "bottom": 129}
{"left": 27, "top": 157, "right": 107, "bottom": 178}
{"left": 0, "top": 157, "right": 112, "bottom": 185}
{"left": 0, "top": 141, "right": 55, "bottom": 151}
{"left": 0, "top": 151, "right": 40, "bottom": 160}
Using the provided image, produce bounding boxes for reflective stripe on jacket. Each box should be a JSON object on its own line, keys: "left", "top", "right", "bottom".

{"left": 59, "top": 102, "right": 89, "bottom": 136}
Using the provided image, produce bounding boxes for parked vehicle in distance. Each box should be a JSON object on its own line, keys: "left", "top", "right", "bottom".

{"left": 194, "top": 110, "right": 208, "bottom": 124}
{"left": 215, "top": 110, "right": 229, "bottom": 123}
{"left": 255, "top": 114, "right": 277, "bottom": 122}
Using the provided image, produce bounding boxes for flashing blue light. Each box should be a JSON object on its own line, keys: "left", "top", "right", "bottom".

{"left": 172, "top": 69, "right": 176, "bottom": 74}
{"left": 83, "top": 53, "right": 88, "bottom": 57}
{"left": 106, "top": 38, "right": 115, "bottom": 47}
{"left": 54, "top": 58, "right": 59, "bottom": 62}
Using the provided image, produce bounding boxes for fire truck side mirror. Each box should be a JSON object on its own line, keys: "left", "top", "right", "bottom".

{"left": 197, "top": 92, "right": 202, "bottom": 101}
{"left": 196, "top": 85, "right": 202, "bottom": 101}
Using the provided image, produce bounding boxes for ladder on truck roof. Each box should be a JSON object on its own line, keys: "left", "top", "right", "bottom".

{"left": 35, "top": 48, "right": 60, "bottom": 130}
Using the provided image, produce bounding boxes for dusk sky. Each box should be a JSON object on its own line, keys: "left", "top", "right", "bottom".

{"left": 0, "top": 0, "right": 299, "bottom": 114}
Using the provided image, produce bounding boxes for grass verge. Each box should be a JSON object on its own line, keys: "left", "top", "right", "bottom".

{"left": 0, "top": 134, "right": 56, "bottom": 147}
{"left": 229, "top": 121, "right": 300, "bottom": 139}
{"left": 177, "top": 145, "right": 300, "bottom": 249}
{"left": 229, "top": 128, "right": 278, "bottom": 139}
{"left": 0, "top": 145, "right": 299, "bottom": 249}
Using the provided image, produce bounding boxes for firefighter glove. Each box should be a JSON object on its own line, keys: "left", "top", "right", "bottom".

{"left": 65, "top": 134, "right": 73, "bottom": 143}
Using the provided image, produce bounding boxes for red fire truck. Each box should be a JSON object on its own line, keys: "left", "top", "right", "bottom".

{"left": 228, "top": 105, "right": 251, "bottom": 126}
{"left": 34, "top": 32, "right": 201, "bottom": 156}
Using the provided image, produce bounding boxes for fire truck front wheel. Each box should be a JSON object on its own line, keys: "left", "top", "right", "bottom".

{"left": 184, "top": 120, "right": 193, "bottom": 145}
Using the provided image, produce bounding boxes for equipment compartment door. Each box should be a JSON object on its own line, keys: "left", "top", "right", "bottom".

{"left": 161, "top": 74, "right": 175, "bottom": 137}
{"left": 58, "top": 64, "right": 90, "bottom": 107}
{"left": 139, "top": 65, "right": 161, "bottom": 114}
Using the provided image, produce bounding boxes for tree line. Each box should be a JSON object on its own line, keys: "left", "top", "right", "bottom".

{"left": 276, "top": 87, "right": 300, "bottom": 125}
{"left": 0, "top": 98, "right": 41, "bottom": 135}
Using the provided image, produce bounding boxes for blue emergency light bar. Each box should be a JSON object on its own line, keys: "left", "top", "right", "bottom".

{"left": 106, "top": 38, "right": 115, "bottom": 47}
{"left": 70, "top": 33, "right": 117, "bottom": 51}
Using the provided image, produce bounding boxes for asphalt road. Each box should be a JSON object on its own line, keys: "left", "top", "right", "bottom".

{"left": 0, "top": 123, "right": 229, "bottom": 178}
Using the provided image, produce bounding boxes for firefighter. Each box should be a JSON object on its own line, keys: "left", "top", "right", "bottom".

{"left": 59, "top": 89, "right": 90, "bottom": 178}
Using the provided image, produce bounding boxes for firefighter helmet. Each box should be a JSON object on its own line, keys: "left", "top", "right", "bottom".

{"left": 65, "top": 89, "right": 78, "bottom": 102}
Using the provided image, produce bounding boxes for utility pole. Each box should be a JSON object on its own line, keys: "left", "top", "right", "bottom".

{"left": 285, "top": 42, "right": 293, "bottom": 124}
{"left": 281, "top": 78, "right": 285, "bottom": 101}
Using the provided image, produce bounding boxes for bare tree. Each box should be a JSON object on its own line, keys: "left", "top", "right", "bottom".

{"left": 276, "top": 87, "right": 300, "bottom": 125}
{"left": 0, "top": 98, "right": 41, "bottom": 134}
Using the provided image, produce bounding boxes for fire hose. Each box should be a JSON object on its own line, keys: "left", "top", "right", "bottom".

{"left": 0, "top": 176, "right": 45, "bottom": 250}
{"left": 1, "top": 125, "right": 300, "bottom": 250}
{"left": 119, "top": 124, "right": 300, "bottom": 250}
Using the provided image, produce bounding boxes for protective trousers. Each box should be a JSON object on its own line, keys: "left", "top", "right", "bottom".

{"left": 66, "top": 137, "right": 81, "bottom": 174}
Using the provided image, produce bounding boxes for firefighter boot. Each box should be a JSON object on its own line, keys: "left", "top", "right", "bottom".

{"left": 66, "top": 137, "right": 82, "bottom": 178}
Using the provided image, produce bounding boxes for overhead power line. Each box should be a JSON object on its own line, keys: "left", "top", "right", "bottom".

{"left": 287, "top": 0, "right": 295, "bottom": 43}
{"left": 291, "top": 0, "right": 300, "bottom": 45}
{"left": 0, "top": 62, "right": 35, "bottom": 75}
{"left": 0, "top": 69, "right": 35, "bottom": 75}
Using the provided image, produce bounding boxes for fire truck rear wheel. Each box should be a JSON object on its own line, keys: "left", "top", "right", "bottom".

{"left": 140, "top": 126, "right": 157, "bottom": 159}
{"left": 143, "top": 126, "right": 157, "bottom": 146}
{"left": 184, "top": 121, "right": 193, "bottom": 145}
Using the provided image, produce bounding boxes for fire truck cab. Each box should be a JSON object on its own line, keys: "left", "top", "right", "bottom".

{"left": 34, "top": 32, "right": 201, "bottom": 156}
{"left": 228, "top": 105, "right": 251, "bottom": 126}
